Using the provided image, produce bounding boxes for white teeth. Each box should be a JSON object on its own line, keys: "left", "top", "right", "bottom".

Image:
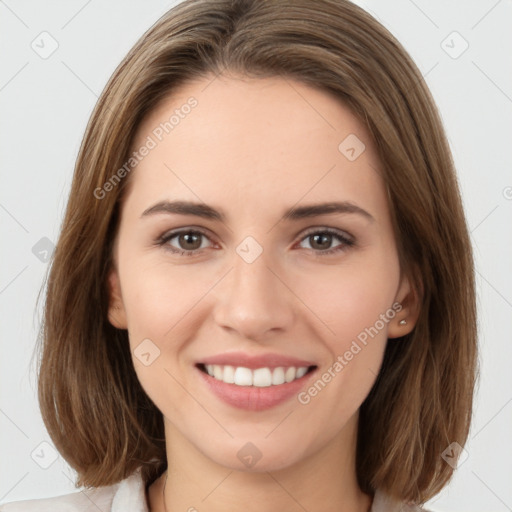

{"left": 285, "top": 367, "right": 296, "bottom": 383}
{"left": 253, "top": 368, "right": 272, "bottom": 387}
{"left": 272, "top": 367, "right": 285, "bottom": 385}
{"left": 234, "top": 367, "right": 253, "bottom": 386}
{"left": 203, "top": 364, "right": 310, "bottom": 386}
{"left": 296, "top": 367, "right": 308, "bottom": 378}
{"left": 223, "top": 365, "right": 235, "bottom": 384}
{"left": 213, "top": 365, "right": 223, "bottom": 380}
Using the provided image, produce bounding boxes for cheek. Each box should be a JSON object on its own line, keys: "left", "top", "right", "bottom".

{"left": 119, "top": 261, "right": 204, "bottom": 413}
{"left": 295, "top": 277, "right": 394, "bottom": 439}
{"left": 292, "top": 253, "right": 400, "bottom": 346}
{"left": 119, "top": 257, "right": 217, "bottom": 341}
{"left": 292, "top": 251, "right": 399, "bottom": 412}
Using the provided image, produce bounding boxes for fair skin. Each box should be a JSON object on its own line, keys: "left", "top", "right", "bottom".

{"left": 108, "top": 74, "right": 419, "bottom": 512}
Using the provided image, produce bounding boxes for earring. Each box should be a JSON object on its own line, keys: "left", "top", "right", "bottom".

{"left": 399, "top": 319, "right": 407, "bottom": 326}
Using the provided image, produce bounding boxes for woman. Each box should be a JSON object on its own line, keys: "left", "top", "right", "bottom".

{"left": 0, "top": 0, "right": 477, "bottom": 511}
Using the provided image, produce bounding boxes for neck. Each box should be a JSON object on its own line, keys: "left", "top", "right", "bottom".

{"left": 148, "top": 414, "right": 373, "bottom": 512}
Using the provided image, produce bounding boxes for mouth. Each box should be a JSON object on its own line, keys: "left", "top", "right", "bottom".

{"left": 195, "top": 359, "right": 318, "bottom": 411}
{"left": 196, "top": 363, "right": 317, "bottom": 387}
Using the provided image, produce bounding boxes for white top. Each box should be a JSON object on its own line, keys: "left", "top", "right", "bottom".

{"left": 0, "top": 468, "right": 431, "bottom": 511}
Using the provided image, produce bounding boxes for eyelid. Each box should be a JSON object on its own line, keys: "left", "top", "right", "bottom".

{"left": 157, "top": 226, "right": 216, "bottom": 248}
{"left": 298, "top": 225, "right": 354, "bottom": 243}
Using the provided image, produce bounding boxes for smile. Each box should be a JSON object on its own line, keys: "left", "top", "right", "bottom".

{"left": 198, "top": 364, "right": 314, "bottom": 387}
{"left": 195, "top": 351, "right": 318, "bottom": 410}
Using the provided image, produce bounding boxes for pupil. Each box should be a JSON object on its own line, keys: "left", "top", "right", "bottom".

{"left": 312, "top": 234, "right": 331, "bottom": 250}
{"left": 181, "top": 232, "right": 200, "bottom": 250}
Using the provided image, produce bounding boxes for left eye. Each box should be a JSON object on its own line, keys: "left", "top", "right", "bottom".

{"left": 297, "top": 229, "right": 354, "bottom": 254}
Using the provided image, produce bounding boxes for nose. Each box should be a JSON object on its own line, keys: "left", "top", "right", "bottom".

{"left": 212, "top": 247, "right": 295, "bottom": 341}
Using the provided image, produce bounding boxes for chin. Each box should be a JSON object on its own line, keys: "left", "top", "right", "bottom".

{"left": 195, "top": 435, "right": 314, "bottom": 474}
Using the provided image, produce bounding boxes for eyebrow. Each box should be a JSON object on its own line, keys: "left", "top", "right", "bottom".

{"left": 141, "top": 200, "right": 374, "bottom": 222}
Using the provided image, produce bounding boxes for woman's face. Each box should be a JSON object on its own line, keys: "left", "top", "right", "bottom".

{"left": 108, "top": 74, "right": 416, "bottom": 472}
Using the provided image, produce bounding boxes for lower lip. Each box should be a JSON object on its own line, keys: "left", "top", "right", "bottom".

{"left": 196, "top": 366, "right": 316, "bottom": 411}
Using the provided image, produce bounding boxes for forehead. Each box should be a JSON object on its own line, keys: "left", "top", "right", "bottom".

{"left": 127, "top": 74, "right": 385, "bottom": 219}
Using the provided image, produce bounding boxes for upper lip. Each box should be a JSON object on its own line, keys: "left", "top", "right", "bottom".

{"left": 197, "top": 352, "right": 317, "bottom": 370}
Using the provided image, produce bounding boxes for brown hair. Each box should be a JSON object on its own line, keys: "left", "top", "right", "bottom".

{"left": 36, "top": 0, "right": 478, "bottom": 504}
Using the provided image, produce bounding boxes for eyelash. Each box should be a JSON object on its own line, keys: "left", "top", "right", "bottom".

{"left": 156, "top": 227, "right": 355, "bottom": 257}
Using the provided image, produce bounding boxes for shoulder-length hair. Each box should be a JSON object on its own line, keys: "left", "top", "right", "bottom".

{"left": 37, "top": 0, "right": 477, "bottom": 504}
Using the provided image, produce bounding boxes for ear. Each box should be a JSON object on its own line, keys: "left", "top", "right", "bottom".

{"left": 107, "top": 267, "right": 128, "bottom": 329}
{"left": 387, "top": 272, "right": 422, "bottom": 339}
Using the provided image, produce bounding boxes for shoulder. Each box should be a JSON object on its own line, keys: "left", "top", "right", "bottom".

{"left": 0, "top": 470, "right": 148, "bottom": 512}
{"left": 0, "top": 485, "right": 116, "bottom": 512}
{"left": 371, "top": 489, "right": 434, "bottom": 512}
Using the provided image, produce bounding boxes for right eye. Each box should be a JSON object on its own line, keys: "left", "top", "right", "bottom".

{"left": 158, "top": 229, "right": 215, "bottom": 256}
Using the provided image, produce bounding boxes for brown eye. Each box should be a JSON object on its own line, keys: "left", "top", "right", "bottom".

{"left": 298, "top": 228, "right": 355, "bottom": 255}
{"left": 309, "top": 233, "right": 335, "bottom": 250}
{"left": 176, "top": 231, "right": 203, "bottom": 251}
{"left": 159, "top": 229, "right": 213, "bottom": 255}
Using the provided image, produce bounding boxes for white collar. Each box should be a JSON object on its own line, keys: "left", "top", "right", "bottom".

{"left": 110, "top": 469, "right": 149, "bottom": 512}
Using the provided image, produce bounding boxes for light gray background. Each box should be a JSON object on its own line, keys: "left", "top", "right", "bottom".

{"left": 1, "top": 1, "right": 511, "bottom": 510}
